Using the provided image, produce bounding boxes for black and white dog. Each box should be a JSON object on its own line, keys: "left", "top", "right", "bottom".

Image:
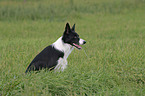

{"left": 25, "top": 23, "right": 86, "bottom": 73}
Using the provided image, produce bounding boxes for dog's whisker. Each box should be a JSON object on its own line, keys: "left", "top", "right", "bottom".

{"left": 82, "top": 48, "right": 88, "bottom": 57}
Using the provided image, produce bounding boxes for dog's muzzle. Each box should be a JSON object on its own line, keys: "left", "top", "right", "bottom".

{"left": 79, "top": 39, "right": 86, "bottom": 45}
{"left": 72, "top": 39, "right": 86, "bottom": 49}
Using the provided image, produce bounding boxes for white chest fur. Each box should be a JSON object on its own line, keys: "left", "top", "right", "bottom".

{"left": 53, "top": 37, "right": 74, "bottom": 71}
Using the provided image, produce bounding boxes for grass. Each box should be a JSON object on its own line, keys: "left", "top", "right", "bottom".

{"left": 0, "top": 0, "right": 145, "bottom": 95}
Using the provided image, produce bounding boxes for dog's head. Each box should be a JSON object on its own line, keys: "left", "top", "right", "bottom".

{"left": 62, "top": 23, "right": 86, "bottom": 49}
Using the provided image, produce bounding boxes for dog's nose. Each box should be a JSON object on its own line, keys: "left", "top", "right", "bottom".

{"left": 83, "top": 41, "right": 86, "bottom": 44}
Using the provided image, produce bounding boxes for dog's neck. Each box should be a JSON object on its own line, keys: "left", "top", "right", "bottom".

{"left": 52, "top": 37, "right": 74, "bottom": 59}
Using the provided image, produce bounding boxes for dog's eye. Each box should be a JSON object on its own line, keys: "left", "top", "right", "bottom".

{"left": 74, "top": 36, "right": 77, "bottom": 38}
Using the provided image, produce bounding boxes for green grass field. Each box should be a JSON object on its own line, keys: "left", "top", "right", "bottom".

{"left": 0, "top": 0, "right": 145, "bottom": 95}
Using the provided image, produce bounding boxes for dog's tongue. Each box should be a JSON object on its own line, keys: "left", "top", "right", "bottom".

{"left": 73, "top": 43, "right": 82, "bottom": 49}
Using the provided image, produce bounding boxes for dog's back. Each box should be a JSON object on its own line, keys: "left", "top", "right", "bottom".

{"left": 25, "top": 45, "right": 64, "bottom": 73}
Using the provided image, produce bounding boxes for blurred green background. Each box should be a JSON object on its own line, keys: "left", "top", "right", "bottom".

{"left": 0, "top": 0, "right": 145, "bottom": 96}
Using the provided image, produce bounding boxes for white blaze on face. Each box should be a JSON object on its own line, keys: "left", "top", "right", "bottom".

{"left": 79, "top": 39, "right": 85, "bottom": 45}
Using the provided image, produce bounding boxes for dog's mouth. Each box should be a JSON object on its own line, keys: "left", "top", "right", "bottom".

{"left": 72, "top": 43, "right": 82, "bottom": 49}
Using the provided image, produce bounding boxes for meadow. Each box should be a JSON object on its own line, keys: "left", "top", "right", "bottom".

{"left": 0, "top": 0, "right": 145, "bottom": 95}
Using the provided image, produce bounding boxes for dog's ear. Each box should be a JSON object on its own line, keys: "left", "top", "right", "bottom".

{"left": 65, "top": 23, "right": 71, "bottom": 34}
{"left": 72, "top": 24, "right": 75, "bottom": 31}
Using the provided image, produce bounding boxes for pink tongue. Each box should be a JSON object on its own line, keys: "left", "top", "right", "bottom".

{"left": 73, "top": 43, "right": 82, "bottom": 49}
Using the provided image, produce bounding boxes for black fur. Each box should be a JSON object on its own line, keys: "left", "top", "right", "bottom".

{"left": 25, "top": 45, "right": 64, "bottom": 73}
{"left": 62, "top": 23, "right": 80, "bottom": 47}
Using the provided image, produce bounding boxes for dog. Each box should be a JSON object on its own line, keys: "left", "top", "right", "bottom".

{"left": 25, "top": 23, "right": 86, "bottom": 73}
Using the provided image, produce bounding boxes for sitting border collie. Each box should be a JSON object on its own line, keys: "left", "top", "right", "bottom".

{"left": 25, "top": 23, "right": 86, "bottom": 73}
